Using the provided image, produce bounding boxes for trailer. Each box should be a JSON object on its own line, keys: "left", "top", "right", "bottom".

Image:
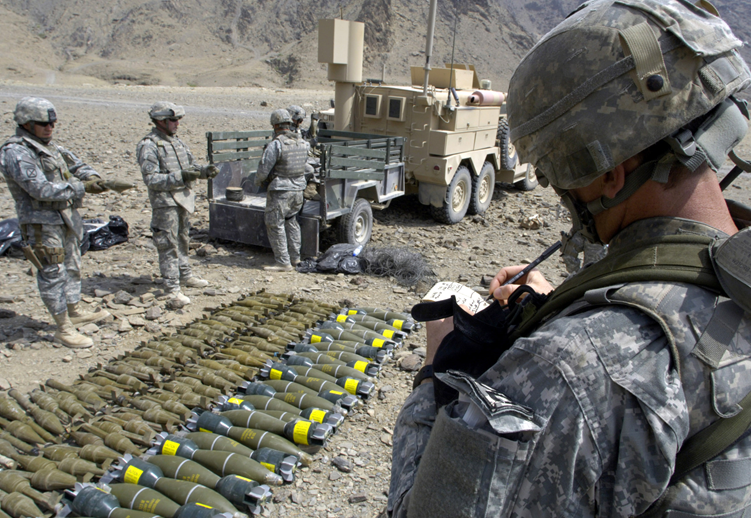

{"left": 206, "top": 129, "right": 405, "bottom": 256}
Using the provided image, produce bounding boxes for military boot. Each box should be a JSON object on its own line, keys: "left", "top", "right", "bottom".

{"left": 167, "top": 289, "right": 191, "bottom": 306}
{"left": 67, "top": 303, "right": 111, "bottom": 325}
{"left": 52, "top": 312, "right": 93, "bottom": 349}
{"left": 182, "top": 276, "right": 209, "bottom": 288}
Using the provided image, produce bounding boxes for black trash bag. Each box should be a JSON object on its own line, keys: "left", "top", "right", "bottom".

{"left": 338, "top": 256, "right": 362, "bottom": 274}
{"left": 0, "top": 218, "right": 22, "bottom": 256}
{"left": 316, "top": 243, "right": 360, "bottom": 272}
{"left": 85, "top": 215, "right": 129, "bottom": 251}
{"left": 296, "top": 258, "right": 319, "bottom": 273}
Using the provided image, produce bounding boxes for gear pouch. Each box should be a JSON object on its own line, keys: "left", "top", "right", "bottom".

{"left": 406, "top": 389, "right": 539, "bottom": 518}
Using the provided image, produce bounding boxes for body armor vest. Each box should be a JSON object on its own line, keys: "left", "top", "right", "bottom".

{"left": 145, "top": 133, "right": 191, "bottom": 175}
{"left": 274, "top": 133, "right": 307, "bottom": 178}
{"left": 4, "top": 136, "right": 73, "bottom": 211}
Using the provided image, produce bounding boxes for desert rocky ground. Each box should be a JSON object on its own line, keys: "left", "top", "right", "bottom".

{"left": 0, "top": 82, "right": 750, "bottom": 517}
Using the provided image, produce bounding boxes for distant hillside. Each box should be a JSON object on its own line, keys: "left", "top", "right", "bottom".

{"left": 0, "top": 0, "right": 749, "bottom": 90}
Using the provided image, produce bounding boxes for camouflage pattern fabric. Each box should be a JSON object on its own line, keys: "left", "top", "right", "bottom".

{"left": 137, "top": 128, "right": 196, "bottom": 212}
{"left": 25, "top": 224, "right": 82, "bottom": 316}
{"left": 264, "top": 190, "right": 304, "bottom": 266}
{"left": 0, "top": 127, "right": 99, "bottom": 316}
{"left": 151, "top": 206, "right": 192, "bottom": 292}
{"left": 507, "top": 0, "right": 751, "bottom": 190}
{"left": 254, "top": 131, "right": 308, "bottom": 192}
{"left": 389, "top": 217, "right": 751, "bottom": 516}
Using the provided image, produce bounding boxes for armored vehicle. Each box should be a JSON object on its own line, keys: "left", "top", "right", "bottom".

{"left": 316, "top": 15, "right": 536, "bottom": 225}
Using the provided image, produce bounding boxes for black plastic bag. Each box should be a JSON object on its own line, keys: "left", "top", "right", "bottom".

{"left": 85, "top": 215, "right": 129, "bottom": 251}
{"left": 0, "top": 218, "right": 22, "bottom": 256}
{"left": 316, "top": 243, "right": 360, "bottom": 272}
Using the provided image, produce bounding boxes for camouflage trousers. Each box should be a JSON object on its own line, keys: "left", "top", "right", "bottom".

{"left": 151, "top": 206, "right": 192, "bottom": 292}
{"left": 25, "top": 223, "right": 82, "bottom": 316}
{"left": 265, "top": 190, "right": 304, "bottom": 266}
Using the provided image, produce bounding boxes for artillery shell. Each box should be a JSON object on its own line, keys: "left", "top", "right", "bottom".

{"left": 0, "top": 418, "right": 45, "bottom": 446}
{"left": 80, "top": 443, "right": 120, "bottom": 463}
{"left": 145, "top": 455, "right": 220, "bottom": 488}
{"left": 191, "top": 450, "right": 283, "bottom": 486}
{"left": 42, "top": 444, "right": 80, "bottom": 462}
{"left": 108, "top": 483, "right": 180, "bottom": 518}
{"left": 0, "top": 490, "right": 45, "bottom": 518}
{"left": 57, "top": 457, "right": 106, "bottom": 477}
{"left": 29, "top": 467, "right": 77, "bottom": 490}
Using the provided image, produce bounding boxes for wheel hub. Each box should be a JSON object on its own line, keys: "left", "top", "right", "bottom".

{"left": 452, "top": 181, "right": 467, "bottom": 212}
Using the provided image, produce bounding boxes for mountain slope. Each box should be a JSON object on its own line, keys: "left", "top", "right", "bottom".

{"left": 0, "top": 0, "right": 748, "bottom": 90}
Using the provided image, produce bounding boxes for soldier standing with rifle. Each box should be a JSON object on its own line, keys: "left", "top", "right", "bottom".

{"left": 254, "top": 109, "right": 309, "bottom": 271}
{"left": 137, "top": 101, "right": 217, "bottom": 307}
{"left": 0, "top": 97, "right": 111, "bottom": 348}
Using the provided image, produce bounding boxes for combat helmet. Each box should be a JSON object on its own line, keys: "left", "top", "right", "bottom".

{"left": 507, "top": 0, "right": 751, "bottom": 242}
{"left": 149, "top": 101, "right": 185, "bottom": 121}
{"left": 14, "top": 97, "right": 57, "bottom": 126}
{"left": 270, "top": 109, "right": 292, "bottom": 126}
{"left": 287, "top": 105, "right": 306, "bottom": 123}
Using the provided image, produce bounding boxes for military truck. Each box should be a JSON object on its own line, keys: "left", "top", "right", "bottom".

{"left": 206, "top": 129, "right": 405, "bottom": 256}
{"left": 315, "top": 16, "right": 536, "bottom": 225}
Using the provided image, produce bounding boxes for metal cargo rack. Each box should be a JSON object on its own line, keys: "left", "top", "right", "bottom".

{"left": 205, "top": 129, "right": 406, "bottom": 257}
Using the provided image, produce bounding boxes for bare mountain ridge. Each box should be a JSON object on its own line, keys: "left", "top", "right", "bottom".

{"left": 0, "top": 0, "right": 749, "bottom": 90}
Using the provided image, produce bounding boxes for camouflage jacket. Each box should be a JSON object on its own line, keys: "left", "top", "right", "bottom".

{"left": 254, "top": 130, "right": 308, "bottom": 192}
{"left": 0, "top": 127, "right": 99, "bottom": 227}
{"left": 137, "top": 128, "right": 196, "bottom": 212}
{"left": 389, "top": 217, "right": 751, "bottom": 517}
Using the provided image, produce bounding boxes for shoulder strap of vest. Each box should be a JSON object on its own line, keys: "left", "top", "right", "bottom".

{"left": 511, "top": 233, "right": 722, "bottom": 340}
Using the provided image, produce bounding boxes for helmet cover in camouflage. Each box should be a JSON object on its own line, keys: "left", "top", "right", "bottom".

{"left": 507, "top": 0, "right": 751, "bottom": 190}
{"left": 287, "top": 105, "right": 306, "bottom": 122}
{"left": 149, "top": 101, "right": 185, "bottom": 121}
{"left": 270, "top": 109, "right": 292, "bottom": 126}
{"left": 14, "top": 97, "right": 57, "bottom": 125}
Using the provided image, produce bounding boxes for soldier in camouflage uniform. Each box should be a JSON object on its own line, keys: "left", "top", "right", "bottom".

{"left": 136, "top": 101, "right": 217, "bottom": 306}
{"left": 389, "top": 1, "right": 751, "bottom": 516}
{"left": 254, "top": 109, "right": 309, "bottom": 271}
{"left": 0, "top": 97, "right": 110, "bottom": 348}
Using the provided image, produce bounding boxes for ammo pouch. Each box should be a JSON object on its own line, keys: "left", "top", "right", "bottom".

{"left": 33, "top": 245, "right": 65, "bottom": 266}
{"left": 411, "top": 287, "right": 550, "bottom": 408}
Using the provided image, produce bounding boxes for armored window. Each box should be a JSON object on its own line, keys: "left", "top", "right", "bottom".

{"left": 364, "top": 95, "right": 381, "bottom": 118}
{"left": 387, "top": 97, "right": 406, "bottom": 121}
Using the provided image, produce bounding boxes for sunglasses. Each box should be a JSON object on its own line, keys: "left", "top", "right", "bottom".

{"left": 167, "top": 118, "right": 181, "bottom": 122}
{"left": 35, "top": 121, "right": 56, "bottom": 127}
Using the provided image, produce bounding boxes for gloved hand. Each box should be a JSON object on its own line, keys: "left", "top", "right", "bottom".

{"left": 181, "top": 168, "right": 201, "bottom": 183}
{"left": 200, "top": 164, "right": 219, "bottom": 179}
{"left": 84, "top": 179, "right": 108, "bottom": 194}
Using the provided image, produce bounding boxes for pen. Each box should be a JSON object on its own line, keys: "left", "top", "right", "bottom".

{"left": 486, "top": 240, "right": 562, "bottom": 301}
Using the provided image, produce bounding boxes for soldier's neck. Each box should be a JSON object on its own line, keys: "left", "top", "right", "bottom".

{"left": 16, "top": 126, "right": 52, "bottom": 146}
{"left": 153, "top": 126, "right": 176, "bottom": 140}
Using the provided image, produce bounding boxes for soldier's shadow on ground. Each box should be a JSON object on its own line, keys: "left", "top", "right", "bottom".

{"left": 80, "top": 273, "right": 163, "bottom": 298}
{"left": 0, "top": 312, "right": 57, "bottom": 347}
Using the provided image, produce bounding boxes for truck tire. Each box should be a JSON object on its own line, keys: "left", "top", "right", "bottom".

{"left": 468, "top": 161, "right": 495, "bottom": 215}
{"left": 514, "top": 163, "right": 538, "bottom": 191}
{"left": 337, "top": 198, "right": 373, "bottom": 246}
{"left": 430, "top": 166, "right": 472, "bottom": 225}
{"left": 498, "top": 118, "right": 517, "bottom": 170}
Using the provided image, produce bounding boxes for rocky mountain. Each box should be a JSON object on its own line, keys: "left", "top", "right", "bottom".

{"left": 0, "top": 0, "right": 749, "bottom": 90}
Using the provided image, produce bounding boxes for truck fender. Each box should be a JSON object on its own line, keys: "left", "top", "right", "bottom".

{"left": 418, "top": 182, "right": 448, "bottom": 208}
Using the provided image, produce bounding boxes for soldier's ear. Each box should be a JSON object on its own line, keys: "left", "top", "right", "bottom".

{"left": 602, "top": 165, "right": 626, "bottom": 200}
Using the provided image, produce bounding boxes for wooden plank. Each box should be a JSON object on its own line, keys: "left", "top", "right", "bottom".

{"left": 212, "top": 149, "right": 264, "bottom": 162}
{"left": 328, "top": 170, "right": 384, "bottom": 181}
{"left": 211, "top": 139, "right": 271, "bottom": 151}
{"left": 330, "top": 157, "right": 386, "bottom": 170}
{"left": 207, "top": 130, "right": 273, "bottom": 140}
{"left": 328, "top": 145, "right": 386, "bottom": 159}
